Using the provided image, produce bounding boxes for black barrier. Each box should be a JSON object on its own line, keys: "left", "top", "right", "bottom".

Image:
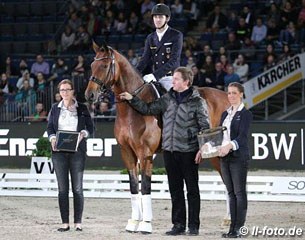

{"left": 0, "top": 121, "right": 305, "bottom": 170}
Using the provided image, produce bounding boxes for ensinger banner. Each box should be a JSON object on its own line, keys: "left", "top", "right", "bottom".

{"left": 0, "top": 121, "right": 305, "bottom": 170}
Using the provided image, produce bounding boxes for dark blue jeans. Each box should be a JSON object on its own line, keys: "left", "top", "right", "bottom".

{"left": 221, "top": 156, "right": 248, "bottom": 232}
{"left": 52, "top": 151, "right": 85, "bottom": 224}
{"left": 163, "top": 151, "right": 200, "bottom": 230}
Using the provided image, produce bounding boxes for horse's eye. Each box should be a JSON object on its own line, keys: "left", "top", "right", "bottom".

{"left": 102, "top": 65, "right": 108, "bottom": 69}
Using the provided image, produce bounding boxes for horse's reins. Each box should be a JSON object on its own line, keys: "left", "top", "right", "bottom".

{"left": 90, "top": 47, "right": 149, "bottom": 103}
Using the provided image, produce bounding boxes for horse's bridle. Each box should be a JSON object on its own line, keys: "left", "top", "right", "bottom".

{"left": 90, "top": 47, "right": 116, "bottom": 89}
{"left": 89, "top": 47, "right": 149, "bottom": 102}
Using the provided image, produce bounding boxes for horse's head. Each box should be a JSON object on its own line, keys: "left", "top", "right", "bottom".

{"left": 85, "top": 41, "right": 118, "bottom": 103}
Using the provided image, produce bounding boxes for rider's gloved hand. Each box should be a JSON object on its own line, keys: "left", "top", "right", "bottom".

{"left": 143, "top": 74, "right": 157, "bottom": 83}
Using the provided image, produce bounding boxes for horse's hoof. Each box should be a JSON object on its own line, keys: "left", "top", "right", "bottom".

{"left": 125, "top": 219, "right": 140, "bottom": 233}
{"left": 221, "top": 218, "right": 231, "bottom": 227}
{"left": 137, "top": 221, "right": 152, "bottom": 234}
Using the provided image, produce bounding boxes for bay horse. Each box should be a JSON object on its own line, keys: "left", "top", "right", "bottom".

{"left": 85, "top": 42, "right": 230, "bottom": 233}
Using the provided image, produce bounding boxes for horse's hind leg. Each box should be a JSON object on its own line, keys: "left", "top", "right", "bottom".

{"left": 137, "top": 156, "right": 153, "bottom": 234}
{"left": 121, "top": 147, "right": 142, "bottom": 232}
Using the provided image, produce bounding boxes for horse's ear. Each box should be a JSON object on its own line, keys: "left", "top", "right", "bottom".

{"left": 92, "top": 40, "right": 109, "bottom": 53}
{"left": 92, "top": 41, "right": 100, "bottom": 53}
{"left": 100, "top": 40, "right": 109, "bottom": 51}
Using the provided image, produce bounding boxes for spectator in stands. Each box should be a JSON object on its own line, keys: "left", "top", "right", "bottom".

{"left": 197, "top": 44, "right": 213, "bottom": 69}
{"left": 264, "top": 54, "right": 277, "bottom": 71}
{"left": 14, "top": 80, "right": 37, "bottom": 119}
{"left": 95, "top": 99, "right": 115, "bottom": 122}
{"left": 240, "top": 4, "right": 255, "bottom": 28}
{"left": 224, "top": 65, "right": 240, "bottom": 88}
{"left": 226, "top": 10, "right": 239, "bottom": 33}
{"left": 48, "top": 58, "right": 70, "bottom": 86}
{"left": 3, "top": 57, "right": 18, "bottom": 77}
{"left": 36, "top": 72, "right": 47, "bottom": 104}
{"left": 235, "top": 17, "right": 251, "bottom": 42}
{"left": 27, "top": 102, "right": 47, "bottom": 122}
{"left": 267, "top": 3, "right": 281, "bottom": 23}
{"left": 136, "top": 3, "right": 183, "bottom": 91}
{"left": 16, "top": 70, "right": 35, "bottom": 91}
{"left": 54, "top": 92, "right": 62, "bottom": 103}
{"left": 263, "top": 43, "right": 278, "bottom": 64}
{"left": 68, "top": 12, "right": 82, "bottom": 32}
{"left": 30, "top": 54, "right": 50, "bottom": 78}
{"left": 266, "top": 18, "right": 280, "bottom": 44}
{"left": 113, "top": 12, "right": 128, "bottom": 34}
{"left": 183, "top": 0, "right": 199, "bottom": 21}
{"left": 297, "top": 0, "right": 305, "bottom": 47}
{"left": 0, "top": 73, "right": 15, "bottom": 104}
{"left": 61, "top": 25, "right": 76, "bottom": 53}
{"left": 219, "top": 54, "right": 229, "bottom": 73}
{"left": 127, "top": 49, "right": 139, "bottom": 67}
{"left": 200, "top": 55, "right": 214, "bottom": 80}
{"left": 171, "top": 0, "right": 183, "bottom": 19}
{"left": 127, "top": 11, "right": 139, "bottom": 34}
{"left": 233, "top": 54, "right": 249, "bottom": 83}
{"left": 251, "top": 17, "right": 268, "bottom": 46}
{"left": 141, "top": 0, "right": 155, "bottom": 15}
{"left": 278, "top": 43, "right": 295, "bottom": 62}
{"left": 191, "top": 64, "right": 207, "bottom": 87}
{"left": 36, "top": 72, "right": 47, "bottom": 91}
{"left": 224, "top": 32, "right": 241, "bottom": 59}
{"left": 208, "top": 62, "right": 226, "bottom": 90}
{"left": 214, "top": 46, "right": 227, "bottom": 62}
{"left": 18, "top": 58, "right": 29, "bottom": 77}
{"left": 71, "top": 55, "right": 88, "bottom": 77}
{"left": 279, "top": 21, "right": 297, "bottom": 45}
{"left": 181, "top": 49, "right": 193, "bottom": 66}
{"left": 240, "top": 37, "right": 256, "bottom": 61}
{"left": 72, "top": 25, "right": 91, "bottom": 52}
{"left": 184, "top": 36, "right": 201, "bottom": 53}
{"left": 87, "top": 12, "right": 101, "bottom": 37}
{"left": 206, "top": 4, "right": 228, "bottom": 33}
{"left": 138, "top": 9, "right": 154, "bottom": 34}
{"left": 186, "top": 56, "right": 196, "bottom": 69}
{"left": 279, "top": 1, "right": 297, "bottom": 30}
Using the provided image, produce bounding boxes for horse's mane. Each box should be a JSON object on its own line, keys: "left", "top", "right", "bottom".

{"left": 113, "top": 49, "right": 143, "bottom": 83}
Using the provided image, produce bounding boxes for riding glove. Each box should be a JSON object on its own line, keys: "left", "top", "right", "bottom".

{"left": 143, "top": 74, "right": 157, "bottom": 83}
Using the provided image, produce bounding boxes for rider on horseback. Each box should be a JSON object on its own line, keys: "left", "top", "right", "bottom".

{"left": 136, "top": 3, "right": 183, "bottom": 92}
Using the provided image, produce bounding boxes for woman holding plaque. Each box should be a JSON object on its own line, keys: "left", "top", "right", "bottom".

{"left": 47, "top": 79, "right": 94, "bottom": 232}
{"left": 218, "top": 82, "right": 252, "bottom": 238}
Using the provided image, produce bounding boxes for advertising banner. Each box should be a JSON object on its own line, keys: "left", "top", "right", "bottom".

{"left": 243, "top": 52, "right": 305, "bottom": 108}
{"left": 0, "top": 121, "right": 305, "bottom": 170}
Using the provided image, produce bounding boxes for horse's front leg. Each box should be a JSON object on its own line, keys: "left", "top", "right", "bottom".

{"left": 121, "top": 147, "right": 142, "bottom": 232}
{"left": 137, "top": 156, "right": 153, "bottom": 234}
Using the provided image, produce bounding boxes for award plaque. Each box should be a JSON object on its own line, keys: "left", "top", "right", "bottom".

{"left": 56, "top": 131, "right": 80, "bottom": 152}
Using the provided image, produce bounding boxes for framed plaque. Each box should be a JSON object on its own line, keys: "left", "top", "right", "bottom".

{"left": 56, "top": 131, "right": 80, "bottom": 152}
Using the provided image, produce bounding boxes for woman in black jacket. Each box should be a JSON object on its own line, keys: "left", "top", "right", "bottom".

{"left": 218, "top": 82, "right": 252, "bottom": 238}
{"left": 47, "top": 79, "right": 94, "bottom": 232}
